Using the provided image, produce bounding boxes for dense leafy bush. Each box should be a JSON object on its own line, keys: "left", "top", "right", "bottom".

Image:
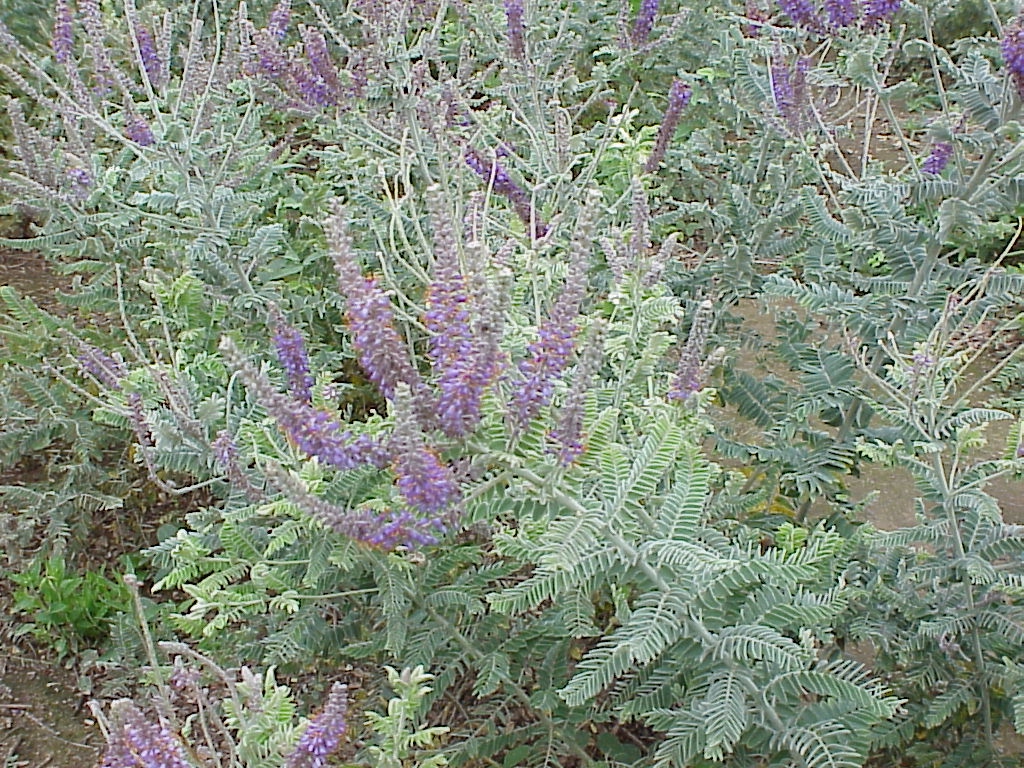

{"left": 1, "top": 1, "right": 1023, "bottom": 767}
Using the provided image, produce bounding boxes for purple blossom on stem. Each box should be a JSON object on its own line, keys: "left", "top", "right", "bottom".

{"left": 253, "top": 28, "right": 289, "bottom": 79}
{"left": 125, "top": 113, "right": 155, "bottom": 146}
{"left": 221, "top": 337, "right": 389, "bottom": 471}
{"left": 285, "top": 682, "right": 348, "bottom": 768}
{"left": 631, "top": 0, "right": 660, "bottom": 47}
{"left": 267, "top": 0, "right": 291, "bottom": 40}
{"left": 269, "top": 465, "right": 442, "bottom": 548}
{"left": 548, "top": 322, "right": 604, "bottom": 466}
{"left": 52, "top": 0, "right": 74, "bottom": 64}
{"left": 212, "top": 429, "right": 262, "bottom": 502}
{"left": 669, "top": 299, "right": 714, "bottom": 401}
{"left": 922, "top": 141, "right": 953, "bottom": 175}
{"left": 510, "top": 194, "right": 597, "bottom": 429}
{"left": 327, "top": 210, "right": 437, "bottom": 427}
{"left": 270, "top": 311, "right": 314, "bottom": 402}
{"left": 505, "top": 0, "right": 526, "bottom": 60}
{"left": 389, "top": 392, "right": 462, "bottom": 517}
{"left": 1002, "top": 16, "right": 1024, "bottom": 99}
{"left": 67, "top": 167, "right": 92, "bottom": 196}
{"left": 135, "top": 25, "right": 162, "bottom": 86}
{"left": 823, "top": 0, "right": 859, "bottom": 29}
{"left": 299, "top": 26, "right": 343, "bottom": 105}
{"left": 424, "top": 187, "right": 499, "bottom": 438}
{"left": 771, "top": 49, "right": 810, "bottom": 136}
{"left": 465, "top": 148, "right": 548, "bottom": 239}
{"left": 863, "top": 0, "right": 901, "bottom": 29}
{"left": 76, "top": 341, "right": 126, "bottom": 389}
{"left": 743, "top": 1, "right": 769, "bottom": 37}
{"left": 644, "top": 78, "right": 692, "bottom": 173}
{"left": 777, "top": 0, "right": 822, "bottom": 31}
{"left": 100, "top": 700, "right": 191, "bottom": 768}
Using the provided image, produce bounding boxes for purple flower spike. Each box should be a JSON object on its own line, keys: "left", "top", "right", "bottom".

{"left": 548, "top": 323, "right": 604, "bottom": 466}
{"left": 267, "top": 0, "right": 291, "bottom": 40}
{"left": 771, "top": 49, "right": 810, "bottom": 136}
{"left": 270, "top": 311, "right": 314, "bottom": 402}
{"left": 52, "top": 0, "right": 74, "bottom": 64}
{"left": 327, "top": 210, "right": 437, "bottom": 427}
{"left": 389, "top": 398, "right": 462, "bottom": 517}
{"left": 300, "top": 26, "right": 343, "bottom": 105}
{"left": 1002, "top": 16, "right": 1024, "bottom": 99}
{"left": 510, "top": 196, "right": 597, "bottom": 429}
{"left": 863, "top": 0, "right": 901, "bottom": 29}
{"left": 644, "top": 78, "right": 692, "bottom": 173}
{"left": 285, "top": 682, "right": 348, "bottom": 768}
{"left": 922, "top": 141, "right": 953, "bottom": 175}
{"left": 76, "top": 341, "right": 126, "bottom": 390}
{"left": 824, "top": 0, "right": 859, "bottom": 29}
{"left": 220, "top": 337, "right": 389, "bottom": 471}
{"left": 777, "top": 0, "right": 822, "bottom": 31}
{"left": 136, "top": 25, "right": 162, "bottom": 86}
{"left": 505, "top": 0, "right": 526, "bottom": 60}
{"left": 100, "top": 701, "right": 191, "bottom": 768}
{"left": 424, "top": 188, "right": 499, "bottom": 438}
{"left": 669, "top": 299, "right": 714, "bottom": 402}
{"left": 125, "top": 113, "right": 155, "bottom": 146}
{"left": 465, "top": 148, "right": 548, "bottom": 239}
{"left": 631, "top": 0, "right": 660, "bottom": 47}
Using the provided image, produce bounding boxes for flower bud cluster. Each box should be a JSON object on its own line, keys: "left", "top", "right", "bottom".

{"left": 669, "top": 299, "right": 715, "bottom": 402}
{"left": 771, "top": 49, "right": 810, "bottom": 136}
{"left": 285, "top": 682, "right": 348, "bottom": 768}
{"left": 776, "top": 0, "right": 901, "bottom": 33}
{"left": 548, "top": 322, "right": 604, "bottom": 465}
{"left": 389, "top": 396, "right": 462, "bottom": 519}
{"left": 271, "top": 311, "right": 314, "bottom": 402}
{"left": 465, "top": 148, "right": 548, "bottom": 239}
{"left": 1003, "top": 16, "right": 1024, "bottom": 99}
{"left": 644, "top": 78, "right": 692, "bottom": 174}
{"left": 504, "top": 0, "right": 526, "bottom": 60}
{"left": 631, "top": 0, "right": 660, "bottom": 47}
{"left": 922, "top": 141, "right": 953, "bottom": 175}
{"left": 100, "top": 701, "right": 191, "bottom": 768}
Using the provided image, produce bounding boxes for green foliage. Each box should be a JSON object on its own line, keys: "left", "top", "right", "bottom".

{"left": 365, "top": 666, "right": 450, "bottom": 768}
{"left": 7, "top": 555, "right": 130, "bottom": 657}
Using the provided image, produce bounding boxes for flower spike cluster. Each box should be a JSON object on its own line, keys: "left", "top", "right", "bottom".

{"left": 770, "top": 48, "right": 810, "bottom": 136}
{"left": 1003, "top": 16, "right": 1024, "bottom": 99}
{"left": 670, "top": 299, "right": 715, "bottom": 402}
{"left": 100, "top": 701, "right": 192, "bottom": 768}
{"left": 631, "top": 0, "right": 660, "bottom": 47}
{"left": 465, "top": 148, "right": 548, "bottom": 239}
{"left": 504, "top": 0, "right": 526, "bottom": 60}
{"left": 510, "top": 192, "right": 599, "bottom": 429}
{"left": 922, "top": 141, "right": 953, "bottom": 175}
{"left": 221, "top": 337, "right": 389, "bottom": 471}
{"left": 424, "top": 186, "right": 501, "bottom": 438}
{"left": 285, "top": 682, "right": 348, "bottom": 768}
{"left": 644, "top": 78, "right": 692, "bottom": 173}
{"left": 270, "top": 308, "right": 315, "bottom": 402}
{"left": 327, "top": 208, "right": 437, "bottom": 428}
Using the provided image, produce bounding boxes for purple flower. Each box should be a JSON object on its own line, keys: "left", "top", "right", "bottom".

{"left": 548, "top": 323, "right": 603, "bottom": 466}
{"left": 777, "top": 0, "right": 822, "bottom": 31}
{"left": 267, "top": 0, "right": 291, "bottom": 40}
{"left": 135, "top": 25, "right": 162, "bottom": 86}
{"left": 67, "top": 167, "right": 92, "bottom": 196}
{"left": 863, "top": 0, "right": 901, "bottom": 29}
{"left": 269, "top": 465, "right": 442, "bottom": 548}
{"left": 299, "top": 26, "right": 343, "bottom": 105}
{"left": 824, "top": 0, "right": 859, "bottom": 29}
{"left": 271, "top": 312, "right": 314, "bottom": 402}
{"left": 253, "top": 28, "right": 289, "bottom": 79}
{"left": 644, "top": 78, "right": 691, "bottom": 173}
{"left": 465, "top": 148, "right": 548, "bottom": 239}
{"left": 510, "top": 198, "right": 597, "bottom": 429}
{"left": 669, "top": 299, "right": 714, "bottom": 401}
{"left": 220, "top": 337, "right": 389, "bottom": 471}
{"left": 76, "top": 341, "right": 125, "bottom": 389}
{"left": 743, "top": 1, "right": 769, "bottom": 37}
{"left": 100, "top": 701, "right": 191, "bottom": 768}
{"left": 327, "top": 211, "right": 437, "bottom": 427}
{"left": 389, "top": 399, "right": 462, "bottom": 517}
{"left": 52, "top": 0, "right": 74, "bottom": 64}
{"left": 1002, "top": 16, "right": 1024, "bottom": 99}
{"left": 285, "top": 682, "right": 348, "bottom": 768}
{"left": 505, "top": 0, "right": 526, "bottom": 60}
{"left": 212, "top": 429, "right": 263, "bottom": 502}
{"left": 631, "top": 0, "right": 660, "bottom": 47}
{"left": 771, "top": 49, "right": 810, "bottom": 136}
{"left": 922, "top": 141, "right": 953, "bottom": 175}
{"left": 423, "top": 189, "right": 500, "bottom": 438}
{"left": 125, "top": 113, "right": 155, "bottom": 146}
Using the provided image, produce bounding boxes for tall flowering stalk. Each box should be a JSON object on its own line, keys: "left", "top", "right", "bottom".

{"left": 52, "top": 0, "right": 74, "bottom": 64}
{"left": 669, "top": 299, "right": 714, "bottom": 401}
{"left": 327, "top": 209, "right": 437, "bottom": 428}
{"left": 267, "top": 0, "right": 291, "bottom": 40}
{"left": 504, "top": 0, "right": 526, "bottom": 60}
{"left": 510, "top": 193, "right": 598, "bottom": 429}
{"left": 75, "top": 340, "right": 126, "bottom": 390}
{"left": 424, "top": 187, "right": 500, "bottom": 438}
{"left": 389, "top": 390, "right": 462, "bottom": 523}
{"left": 770, "top": 49, "right": 810, "bottom": 136}
{"left": 630, "top": 0, "right": 660, "bottom": 47}
{"left": 220, "top": 337, "right": 389, "bottom": 471}
{"left": 465, "top": 148, "right": 548, "bottom": 239}
{"left": 1002, "top": 16, "right": 1024, "bottom": 99}
{"left": 548, "top": 322, "right": 604, "bottom": 465}
{"left": 270, "top": 309, "right": 314, "bottom": 402}
{"left": 284, "top": 682, "right": 348, "bottom": 768}
{"left": 100, "top": 701, "right": 191, "bottom": 768}
{"left": 643, "top": 78, "right": 692, "bottom": 173}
